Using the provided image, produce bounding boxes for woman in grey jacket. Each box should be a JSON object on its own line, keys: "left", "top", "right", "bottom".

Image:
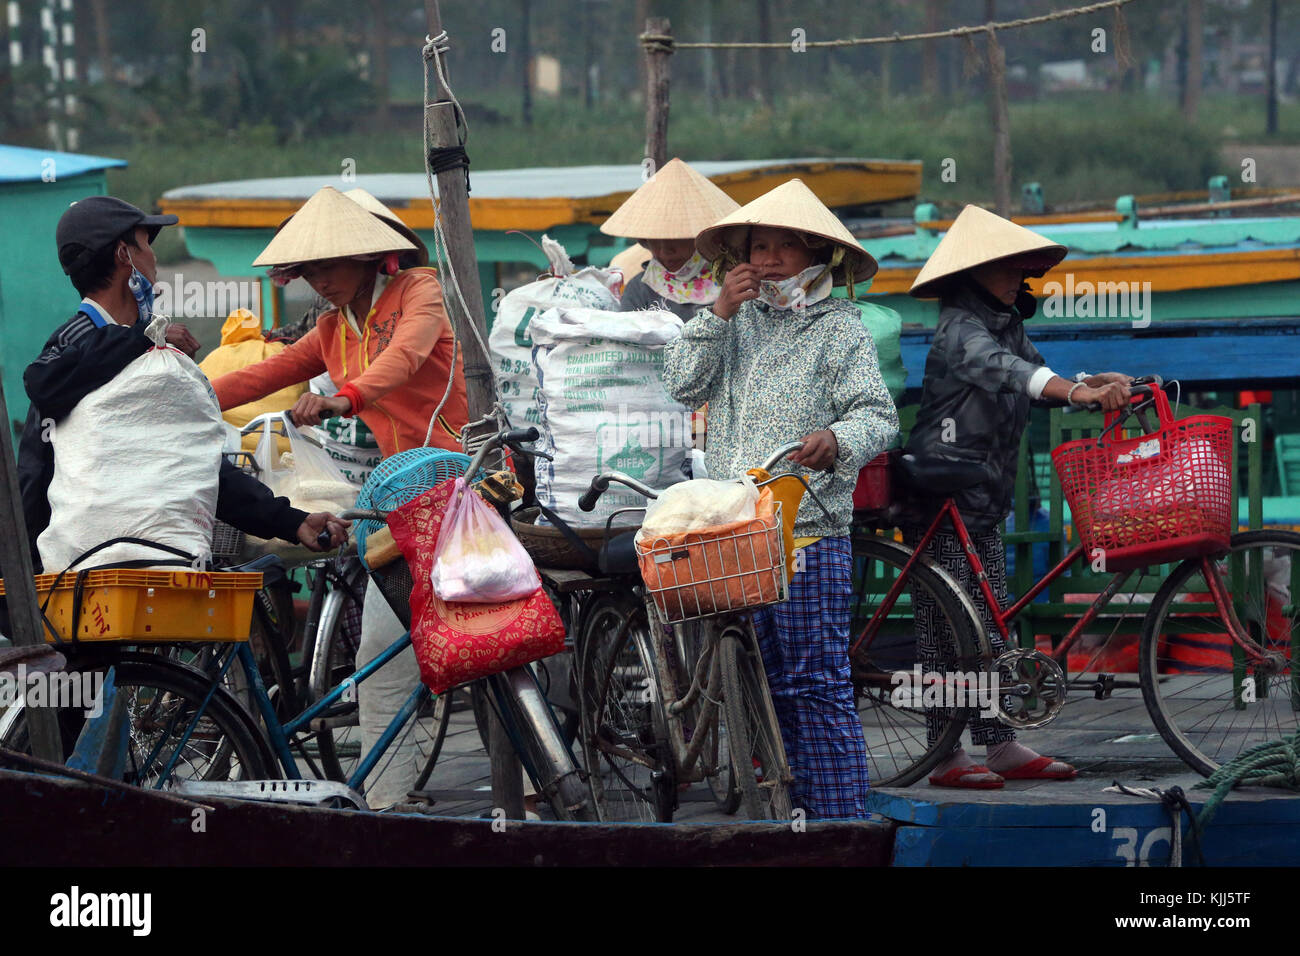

{"left": 665, "top": 179, "right": 898, "bottom": 817}
{"left": 904, "top": 205, "right": 1131, "bottom": 788}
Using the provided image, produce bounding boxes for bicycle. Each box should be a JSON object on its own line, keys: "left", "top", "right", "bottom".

{"left": 848, "top": 379, "right": 1300, "bottom": 784}
{"left": 572, "top": 441, "right": 824, "bottom": 822}
{"left": 1, "top": 426, "right": 597, "bottom": 819}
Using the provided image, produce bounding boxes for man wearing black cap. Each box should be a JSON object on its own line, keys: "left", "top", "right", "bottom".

{"left": 16, "top": 196, "right": 348, "bottom": 572}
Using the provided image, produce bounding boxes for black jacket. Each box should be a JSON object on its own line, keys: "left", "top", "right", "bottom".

{"left": 903, "top": 281, "right": 1051, "bottom": 532}
{"left": 18, "top": 311, "right": 308, "bottom": 572}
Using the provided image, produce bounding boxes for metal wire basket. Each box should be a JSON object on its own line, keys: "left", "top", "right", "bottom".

{"left": 636, "top": 501, "right": 788, "bottom": 625}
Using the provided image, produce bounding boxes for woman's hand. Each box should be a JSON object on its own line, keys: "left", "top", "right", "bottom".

{"left": 712, "top": 264, "right": 763, "bottom": 320}
{"left": 790, "top": 430, "right": 838, "bottom": 470}
{"left": 297, "top": 512, "right": 351, "bottom": 551}
{"left": 1071, "top": 383, "right": 1131, "bottom": 412}
{"left": 289, "top": 393, "right": 353, "bottom": 427}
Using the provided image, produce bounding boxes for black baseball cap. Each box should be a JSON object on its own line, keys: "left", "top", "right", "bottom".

{"left": 56, "top": 196, "right": 178, "bottom": 276}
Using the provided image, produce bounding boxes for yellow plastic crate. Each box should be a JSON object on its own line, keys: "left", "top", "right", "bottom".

{"left": 0, "top": 570, "right": 262, "bottom": 643}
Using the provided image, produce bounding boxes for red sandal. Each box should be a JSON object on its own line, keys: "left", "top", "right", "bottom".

{"left": 996, "top": 755, "right": 1076, "bottom": 780}
{"left": 927, "top": 764, "right": 1005, "bottom": 789}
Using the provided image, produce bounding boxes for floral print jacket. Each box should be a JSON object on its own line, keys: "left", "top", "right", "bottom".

{"left": 663, "top": 296, "right": 899, "bottom": 537}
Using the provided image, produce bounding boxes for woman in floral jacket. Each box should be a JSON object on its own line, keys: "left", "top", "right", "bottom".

{"left": 664, "top": 179, "right": 898, "bottom": 818}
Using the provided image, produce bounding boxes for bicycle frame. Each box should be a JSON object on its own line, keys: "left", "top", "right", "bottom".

{"left": 851, "top": 498, "right": 1267, "bottom": 671}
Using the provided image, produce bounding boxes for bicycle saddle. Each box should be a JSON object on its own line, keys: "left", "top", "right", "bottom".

{"left": 226, "top": 552, "right": 289, "bottom": 584}
{"left": 895, "top": 453, "right": 991, "bottom": 494}
{"left": 597, "top": 531, "right": 641, "bottom": 576}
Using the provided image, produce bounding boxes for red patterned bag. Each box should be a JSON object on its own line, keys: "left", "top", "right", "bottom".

{"left": 386, "top": 479, "right": 565, "bottom": 694}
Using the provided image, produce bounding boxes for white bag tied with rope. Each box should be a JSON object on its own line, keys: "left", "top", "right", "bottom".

{"left": 40, "top": 317, "right": 226, "bottom": 571}
{"left": 487, "top": 236, "right": 622, "bottom": 427}
{"left": 529, "top": 306, "right": 690, "bottom": 526}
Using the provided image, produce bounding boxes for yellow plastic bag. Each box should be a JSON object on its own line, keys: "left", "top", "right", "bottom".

{"left": 198, "top": 309, "right": 307, "bottom": 456}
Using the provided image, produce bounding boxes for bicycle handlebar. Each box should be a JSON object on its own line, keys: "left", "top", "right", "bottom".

{"left": 579, "top": 441, "right": 813, "bottom": 512}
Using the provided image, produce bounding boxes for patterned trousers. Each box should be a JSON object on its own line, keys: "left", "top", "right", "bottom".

{"left": 902, "top": 524, "right": 1017, "bottom": 749}
{"left": 750, "top": 536, "right": 870, "bottom": 819}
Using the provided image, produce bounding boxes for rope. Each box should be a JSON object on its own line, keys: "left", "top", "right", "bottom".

{"left": 420, "top": 29, "right": 501, "bottom": 448}
{"left": 1104, "top": 781, "right": 1206, "bottom": 867}
{"left": 642, "top": 0, "right": 1139, "bottom": 51}
{"left": 1193, "top": 730, "right": 1300, "bottom": 829}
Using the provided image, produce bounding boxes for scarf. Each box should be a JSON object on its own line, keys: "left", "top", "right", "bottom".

{"left": 640, "top": 252, "right": 720, "bottom": 305}
{"left": 757, "top": 262, "right": 834, "bottom": 310}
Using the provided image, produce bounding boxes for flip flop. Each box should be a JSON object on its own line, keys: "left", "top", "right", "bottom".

{"left": 996, "top": 755, "right": 1077, "bottom": 780}
{"left": 928, "top": 764, "right": 1005, "bottom": 789}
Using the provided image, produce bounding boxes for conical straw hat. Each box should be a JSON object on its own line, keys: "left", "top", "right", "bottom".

{"left": 600, "top": 158, "right": 740, "bottom": 240}
{"left": 909, "top": 204, "right": 1067, "bottom": 298}
{"left": 695, "top": 178, "right": 878, "bottom": 284}
{"left": 253, "top": 185, "right": 415, "bottom": 267}
{"left": 344, "top": 187, "right": 429, "bottom": 266}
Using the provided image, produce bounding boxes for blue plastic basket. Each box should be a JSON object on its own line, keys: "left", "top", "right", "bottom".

{"left": 354, "top": 448, "right": 472, "bottom": 561}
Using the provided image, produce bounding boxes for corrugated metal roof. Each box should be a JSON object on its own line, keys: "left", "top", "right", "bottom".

{"left": 863, "top": 215, "right": 1300, "bottom": 263}
{"left": 0, "top": 144, "right": 126, "bottom": 184}
{"left": 161, "top": 158, "right": 917, "bottom": 203}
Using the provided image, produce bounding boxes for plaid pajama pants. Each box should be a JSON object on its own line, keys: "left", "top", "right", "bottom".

{"left": 750, "top": 536, "right": 870, "bottom": 819}
{"left": 902, "top": 524, "right": 1017, "bottom": 749}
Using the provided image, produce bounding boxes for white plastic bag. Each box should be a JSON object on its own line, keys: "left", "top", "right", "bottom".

{"left": 640, "top": 477, "right": 759, "bottom": 539}
{"left": 254, "top": 414, "right": 358, "bottom": 514}
{"left": 529, "top": 306, "right": 691, "bottom": 526}
{"left": 488, "top": 236, "right": 622, "bottom": 427}
{"left": 40, "top": 317, "right": 225, "bottom": 571}
{"left": 430, "top": 478, "right": 540, "bottom": 603}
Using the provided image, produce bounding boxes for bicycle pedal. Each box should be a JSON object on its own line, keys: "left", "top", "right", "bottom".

{"left": 1094, "top": 673, "right": 1116, "bottom": 701}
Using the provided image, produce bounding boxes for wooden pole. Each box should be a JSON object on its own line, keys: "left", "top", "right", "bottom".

{"left": 1266, "top": 0, "right": 1279, "bottom": 135}
{"left": 520, "top": 0, "right": 532, "bottom": 127}
{"left": 424, "top": 0, "right": 518, "bottom": 817}
{"left": 0, "top": 378, "right": 66, "bottom": 763}
{"left": 423, "top": 0, "right": 494, "bottom": 423}
{"left": 643, "top": 17, "right": 671, "bottom": 173}
{"left": 986, "top": 24, "right": 1012, "bottom": 218}
{"left": 1182, "top": 0, "right": 1202, "bottom": 122}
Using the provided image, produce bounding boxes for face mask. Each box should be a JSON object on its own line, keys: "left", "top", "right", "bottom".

{"left": 126, "top": 252, "right": 155, "bottom": 323}
{"left": 640, "top": 252, "right": 719, "bottom": 305}
{"left": 757, "top": 263, "right": 833, "bottom": 310}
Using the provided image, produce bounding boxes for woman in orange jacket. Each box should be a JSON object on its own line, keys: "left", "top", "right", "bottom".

{"left": 211, "top": 185, "right": 469, "bottom": 809}
{"left": 211, "top": 185, "right": 468, "bottom": 454}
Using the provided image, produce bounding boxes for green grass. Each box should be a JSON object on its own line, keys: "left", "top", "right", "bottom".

{"left": 88, "top": 87, "right": 1252, "bottom": 264}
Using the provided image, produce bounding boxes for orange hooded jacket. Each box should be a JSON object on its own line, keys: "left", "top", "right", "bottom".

{"left": 211, "top": 268, "right": 469, "bottom": 458}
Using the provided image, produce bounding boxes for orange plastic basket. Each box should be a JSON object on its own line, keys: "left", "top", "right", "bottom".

{"left": 0, "top": 569, "right": 262, "bottom": 643}
{"left": 636, "top": 493, "right": 787, "bottom": 624}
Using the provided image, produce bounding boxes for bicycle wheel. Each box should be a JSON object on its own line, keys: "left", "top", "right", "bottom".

{"left": 1141, "top": 530, "right": 1300, "bottom": 775}
{"left": 308, "top": 591, "right": 451, "bottom": 791}
{"left": 0, "top": 651, "right": 274, "bottom": 785}
{"left": 849, "top": 532, "right": 986, "bottom": 786}
{"left": 676, "top": 620, "right": 739, "bottom": 813}
{"left": 577, "top": 595, "right": 675, "bottom": 822}
{"left": 718, "top": 623, "right": 793, "bottom": 820}
{"left": 489, "top": 667, "right": 597, "bottom": 822}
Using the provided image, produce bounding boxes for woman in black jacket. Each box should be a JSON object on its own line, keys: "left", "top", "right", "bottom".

{"left": 903, "top": 205, "right": 1131, "bottom": 788}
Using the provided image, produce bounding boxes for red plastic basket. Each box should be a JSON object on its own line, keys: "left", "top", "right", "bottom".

{"left": 853, "top": 452, "right": 893, "bottom": 511}
{"left": 1050, "top": 386, "right": 1233, "bottom": 572}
